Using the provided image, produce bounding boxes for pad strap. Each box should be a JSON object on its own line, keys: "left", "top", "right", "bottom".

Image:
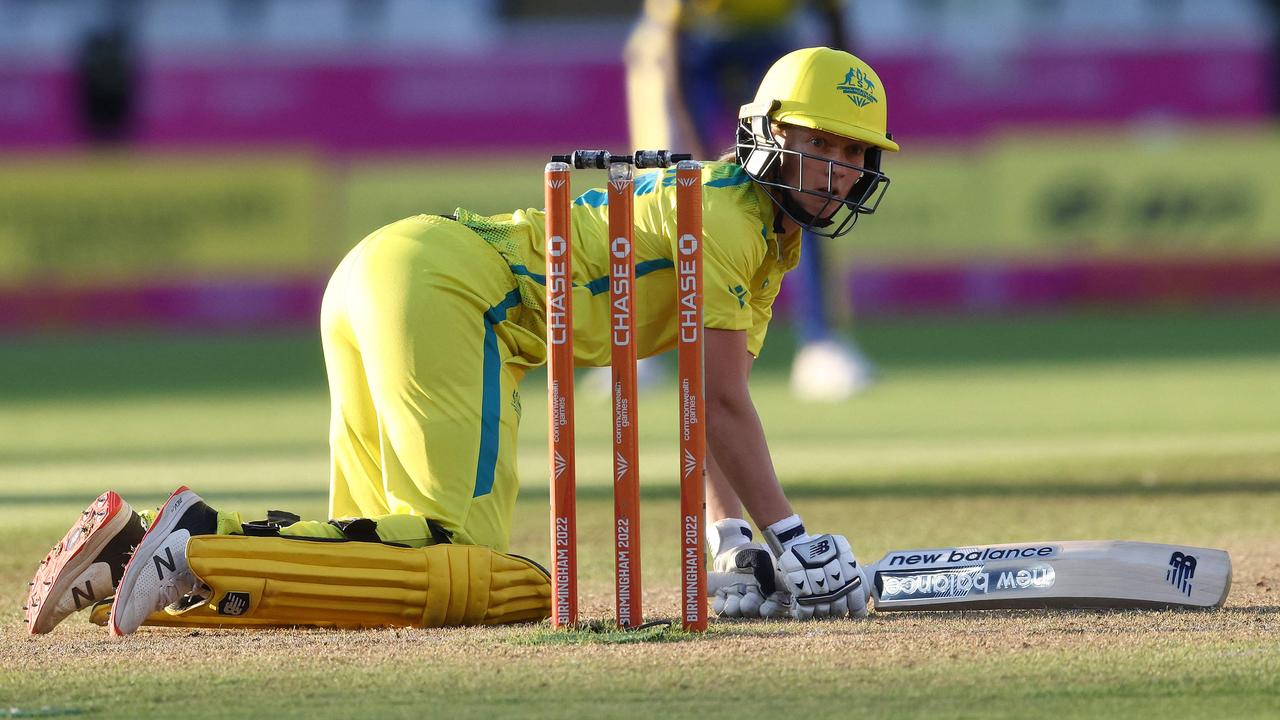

{"left": 327, "top": 518, "right": 382, "bottom": 543}
{"left": 241, "top": 510, "right": 302, "bottom": 537}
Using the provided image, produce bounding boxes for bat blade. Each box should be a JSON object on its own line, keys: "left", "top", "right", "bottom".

{"left": 869, "top": 540, "right": 1231, "bottom": 611}
{"left": 706, "top": 540, "right": 1232, "bottom": 612}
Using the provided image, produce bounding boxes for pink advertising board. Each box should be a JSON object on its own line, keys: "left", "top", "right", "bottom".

{"left": 0, "top": 45, "right": 1268, "bottom": 152}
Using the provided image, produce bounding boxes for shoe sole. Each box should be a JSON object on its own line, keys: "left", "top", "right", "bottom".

{"left": 108, "top": 485, "right": 194, "bottom": 637}
{"left": 26, "top": 491, "right": 134, "bottom": 635}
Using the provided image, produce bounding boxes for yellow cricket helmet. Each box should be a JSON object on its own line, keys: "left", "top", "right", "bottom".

{"left": 736, "top": 47, "right": 898, "bottom": 237}
{"left": 744, "top": 46, "right": 898, "bottom": 152}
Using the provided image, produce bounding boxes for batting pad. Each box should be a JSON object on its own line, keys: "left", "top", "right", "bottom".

{"left": 89, "top": 535, "right": 550, "bottom": 629}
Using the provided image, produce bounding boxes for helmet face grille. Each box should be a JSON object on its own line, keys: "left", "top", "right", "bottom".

{"left": 735, "top": 117, "right": 891, "bottom": 239}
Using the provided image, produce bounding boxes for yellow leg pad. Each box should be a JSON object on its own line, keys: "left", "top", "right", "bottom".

{"left": 91, "top": 535, "right": 550, "bottom": 629}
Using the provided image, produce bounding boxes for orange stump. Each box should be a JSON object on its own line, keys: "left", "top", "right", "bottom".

{"left": 545, "top": 161, "right": 577, "bottom": 629}
{"left": 675, "top": 160, "right": 707, "bottom": 632}
{"left": 608, "top": 161, "right": 643, "bottom": 628}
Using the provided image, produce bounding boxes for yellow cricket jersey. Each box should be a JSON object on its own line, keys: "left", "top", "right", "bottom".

{"left": 454, "top": 161, "right": 798, "bottom": 363}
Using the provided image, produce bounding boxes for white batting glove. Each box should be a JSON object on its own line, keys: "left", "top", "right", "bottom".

{"left": 712, "top": 544, "right": 774, "bottom": 618}
{"left": 708, "top": 519, "right": 791, "bottom": 619}
{"left": 776, "top": 534, "right": 868, "bottom": 620}
{"left": 763, "top": 515, "right": 868, "bottom": 620}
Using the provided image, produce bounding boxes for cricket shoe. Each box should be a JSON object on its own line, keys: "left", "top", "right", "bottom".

{"left": 109, "top": 486, "right": 218, "bottom": 636}
{"left": 24, "top": 491, "right": 147, "bottom": 635}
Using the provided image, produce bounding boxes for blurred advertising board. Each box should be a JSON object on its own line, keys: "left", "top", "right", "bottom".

{"left": 993, "top": 129, "right": 1278, "bottom": 255}
{"left": 852, "top": 127, "right": 1280, "bottom": 260}
{"left": 0, "top": 54, "right": 629, "bottom": 153}
{"left": 1, "top": 130, "right": 1276, "bottom": 331}
{"left": 846, "top": 149, "right": 993, "bottom": 256}
{"left": 338, "top": 156, "right": 544, "bottom": 244}
{"left": 0, "top": 45, "right": 1263, "bottom": 152}
{"left": 0, "top": 153, "right": 333, "bottom": 285}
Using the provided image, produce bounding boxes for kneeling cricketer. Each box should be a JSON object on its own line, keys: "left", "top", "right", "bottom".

{"left": 24, "top": 47, "right": 900, "bottom": 633}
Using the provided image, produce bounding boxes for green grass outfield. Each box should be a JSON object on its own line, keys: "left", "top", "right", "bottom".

{"left": 2, "top": 308, "right": 1279, "bottom": 718}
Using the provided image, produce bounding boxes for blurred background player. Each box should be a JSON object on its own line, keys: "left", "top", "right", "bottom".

{"left": 76, "top": 5, "right": 137, "bottom": 145}
{"left": 623, "top": 0, "right": 876, "bottom": 401}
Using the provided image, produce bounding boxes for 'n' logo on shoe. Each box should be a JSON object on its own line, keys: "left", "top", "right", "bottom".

{"left": 153, "top": 547, "right": 177, "bottom": 580}
{"left": 71, "top": 580, "right": 95, "bottom": 610}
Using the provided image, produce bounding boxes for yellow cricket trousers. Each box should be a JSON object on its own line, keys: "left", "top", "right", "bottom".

{"left": 319, "top": 215, "right": 541, "bottom": 551}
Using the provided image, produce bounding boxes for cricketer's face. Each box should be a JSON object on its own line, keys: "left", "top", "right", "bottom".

{"left": 776, "top": 124, "right": 869, "bottom": 219}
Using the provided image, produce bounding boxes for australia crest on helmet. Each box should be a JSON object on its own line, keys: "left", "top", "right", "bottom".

{"left": 836, "top": 67, "right": 878, "bottom": 108}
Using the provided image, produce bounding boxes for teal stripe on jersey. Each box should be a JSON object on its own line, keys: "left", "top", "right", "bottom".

{"left": 707, "top": 171, "right": 751, "bottom": 188}
{"left": 509, "top": 264, "right": 547, "bottom": 285}
{"left": 634, "top": 172, "right": 659, "bottom": 195}
{"left": 573, "top": 189, "right": 607, "bottom": 207}
{"left": 512, "top": 259, "right": 675, "bottom": 295}
{"left": 583, "top": 258, "right": 675, "bottom": 295}
{"left": 475, "top": 288, "right": 521, "bottom": 497}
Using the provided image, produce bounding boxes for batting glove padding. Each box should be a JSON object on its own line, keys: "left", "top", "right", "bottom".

{"left": 710, "top": 544, "right": 791, "bottom": 619}
{"left": 776, "top": 534, "right": 869, "bottom": 620}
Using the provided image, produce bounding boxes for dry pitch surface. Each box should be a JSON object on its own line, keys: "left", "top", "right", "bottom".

{"left": 2, "top": 310, "right": 1279, "bottom": 717}
{"left": 3, "top": 545, "right": 1278, "bottom": 718}
{"left": 5, "top": 501, "right": 1277, "bottom": 719}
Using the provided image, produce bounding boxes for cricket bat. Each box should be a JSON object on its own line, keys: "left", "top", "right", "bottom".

{"left": 708, "top": 540, "right": 1232, "bottom": 611}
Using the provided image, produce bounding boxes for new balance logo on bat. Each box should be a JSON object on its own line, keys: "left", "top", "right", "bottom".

{"left": 883, "top": 545, "right": 1058, "bottom": 568}
{"left": 878, "top": 563, "right": 1057, "bottom": 602}
{"left": 1166, "top": 552, "right": 1197, "bottom": 597}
